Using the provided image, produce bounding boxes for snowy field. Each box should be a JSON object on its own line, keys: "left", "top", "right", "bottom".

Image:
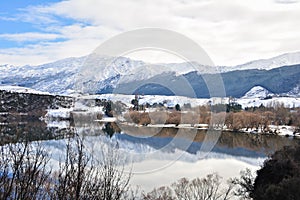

{"left": 88, "top": 93, "right": 300, "bottom": 109}
{"left": 0, "top": 85, "right": 51, "bottom": 95}
{"left": 1, "top": 85, "right": 299, "bottom": 109}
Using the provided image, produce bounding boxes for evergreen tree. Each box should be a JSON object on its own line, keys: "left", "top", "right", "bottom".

{"left": 175, "top": 104, "right": 181, "bottom": 111}
{"left": 105, "top": 101, "right": 113, "bottom": 117}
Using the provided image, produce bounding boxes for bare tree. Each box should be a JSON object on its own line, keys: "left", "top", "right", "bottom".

{"left": 143, "top": 186, "right": 175, "bottom": 200}
{"left": 0, "top": 141, "right": 51, "bottom": 200}
{"left": 51, "top": 136, "right": 131, "bottom": 200}
{"left": 143, "top": 173, "right": 236, "bottom": 200}
{"left": 97, "top": 143, "right": 131, "bottom": 200}
{"left": 232, "top": 168, "right": 255, "bottom": 200}
{"left": 174, "top": 173, "right": 234, "bottom": 200}
{"left": 171, "top": 177, "right": 191, "bottom": 200}
{"left": 0, "top": 134, "right": 133, "bottom": 200}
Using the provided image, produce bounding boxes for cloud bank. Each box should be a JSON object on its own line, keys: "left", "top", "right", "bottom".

{"left": 1, "top": 0, "right": 300, "bottom": 66}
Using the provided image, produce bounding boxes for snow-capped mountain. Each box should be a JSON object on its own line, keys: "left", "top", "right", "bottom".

{"left": 0, "top": 54, "right": 209, "bottom": 94}
{"left": 242, "top": 86, "right": 273, "bottom": 99}
{"left": 221, "top": 51, "right": 300, "bottom": 72}
{"left": 0, "top": 56, "right": 84, "bottom": 94}
{"left": 0, "top": 52, "right": 300, "bottom": 97}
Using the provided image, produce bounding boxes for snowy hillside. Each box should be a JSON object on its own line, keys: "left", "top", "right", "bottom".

{"left": 222, "top": 51, "right": 300, "bottom": 72}
{"left": 242, "top": 86, "right": 273, "bottom": 99}
{"left": 285, "top": 84, "right": 300, "bottom": 97}
{"left": 0, "top": 52, "right": 300, "bottom": 96}
{"left": 84, "top": 93, "right": 300, "bottom": 109}
{"left": 237, "top": 97, "right": 300, "bottom": 108}
{"left": 0, "top": 55, "right": 206, "bottom": 94}
{"left": 242, "top": 85, "right": 300, "bottom": 99}
{"left": 0, "top": 56, "right": 84, "bottom": 94}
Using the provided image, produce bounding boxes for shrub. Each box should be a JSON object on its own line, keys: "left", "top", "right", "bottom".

{"left": 149, "top": 111, "right": 168, "bottom": 124}
{"left": 250, "top": 145, "right": 300, "bottom": 200}
{"left": 165, "top": 112, "right": 181, "bottom": 126}
{"left": 124, "top": 111, "right": 151, "bottom": 125}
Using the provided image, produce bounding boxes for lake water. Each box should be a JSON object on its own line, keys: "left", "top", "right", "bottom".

{"left": 1, "top": 120, "right": 299, "bottom": 192}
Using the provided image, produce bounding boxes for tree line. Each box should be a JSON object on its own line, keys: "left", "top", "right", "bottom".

{"left": 124, "top": 101, "right": 300, "bottom": 133}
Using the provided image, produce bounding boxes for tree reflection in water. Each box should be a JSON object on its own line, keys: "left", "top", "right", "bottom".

{"left": 102, "top": 122, "right": 122, "bottom": 138}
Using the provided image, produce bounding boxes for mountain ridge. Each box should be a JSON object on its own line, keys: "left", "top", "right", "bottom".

{"left": 0, "top": 52, "right": 300, "bottom": 97}
{"left": 220, "top": 51, "right": 300, "bottom": 72}
{"left": 111, "top": 64, "right": 300, "bottom": 98}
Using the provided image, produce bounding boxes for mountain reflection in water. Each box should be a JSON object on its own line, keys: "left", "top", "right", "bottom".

{"left": 1, "top": 120, "right": 298, "bottom": 160}
{"left": 2, "top": 119, "right": 299, "bottom": 192}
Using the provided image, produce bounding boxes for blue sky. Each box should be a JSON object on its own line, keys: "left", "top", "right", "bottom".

{"left": 1, "top": 0, "right": 300, "bottom": 66}
{"left": 0, "top": 0, "right": 75, "bottom": 48}
{"left": 0, "top": 1, "right": 56, "bottom": 37}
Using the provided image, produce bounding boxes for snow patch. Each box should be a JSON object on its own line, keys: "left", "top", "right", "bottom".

{"left": 45, "top": 108, "right": 72, "bottom": 119}
{"left": 237, "top": 97, "right": 300, "bottom": 108}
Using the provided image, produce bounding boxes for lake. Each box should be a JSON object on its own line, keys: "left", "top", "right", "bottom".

{"left": 1, "top": 119, "right": 299, "bottom": 192}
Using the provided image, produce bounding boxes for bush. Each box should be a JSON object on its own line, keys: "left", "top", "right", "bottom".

{"left": 165, "top": 112, "right": 181, "bottom": 126}
{"left": 102, "top": 122, "right": 121, "bottom": 137}
{"left": 249, "top": 145, "right": 300, "bottom": 200}
{"left": 125, "top": 111, "right": 151, "bottom": 125}
{"left": 149, "top": 111, "right": 169, "bottom": 124}
{"left": 181, "top": 112, "right": 198, "bottom": 124}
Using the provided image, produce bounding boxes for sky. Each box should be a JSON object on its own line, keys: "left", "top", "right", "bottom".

{"left": 1, "top": 0, "right": 300, "bottom": 66}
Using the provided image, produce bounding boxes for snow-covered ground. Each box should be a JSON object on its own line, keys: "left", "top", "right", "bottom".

{"left": 238, "top": 86, "right": 300, "bottom": 108}
{"left": 86, "top": 93, "right": 300, "bottom": 109}
{"left": 42, "top": 92, "right": 300, "bottom": 130}
{"left": 3, "top": 85, "right": 298, "bottom": 109}
{"left": 95, "top": 117, "right": 117, "bottom": 122}
{"left": 237, "top": 97, "right": 300, "bottom": 108}
{"left": 268, "top": 125, "right": 300, "bottom": 137}
{"left": 0, "top": 85, "right": 50, "bottom": 95}
{"left": 90, "top": 93, "right": 211, "bottom": 107}
{"left": 46, "top": 120, "right": 70, "bottom": 129}
{"left": 45, "top": 108, "right": 72, "bottom": 119}
{"left": 1, "top": 86, "right": 299, "bottom": 134}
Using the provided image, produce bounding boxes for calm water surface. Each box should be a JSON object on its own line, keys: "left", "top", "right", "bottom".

{"left": 1, "top": 120, "right": 299, "bottom": 191}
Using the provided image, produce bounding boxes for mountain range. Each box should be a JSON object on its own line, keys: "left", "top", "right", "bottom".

{"left": 0, "top": 52, "right": 300, "bottom": 98}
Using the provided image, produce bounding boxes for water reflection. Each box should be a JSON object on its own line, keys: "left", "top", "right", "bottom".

{"left": 2, "top": 117, "right": 299, "bottom": 191}
{"left": 102, "top": 122, "right": 121, "bottom": 138}
{"left": 117, "top": 124, "right": 299, "bottom": 158}
{"left": 0, "top": 119, "right": 74, "bottom": 145}
{"left": 1, "top": 118, "right": 299, "bottom": 159}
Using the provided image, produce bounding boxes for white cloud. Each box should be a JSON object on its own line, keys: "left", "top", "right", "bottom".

{"left": 275, "top": 0, "right": 299, "bottom": 4}
{"left": 0, "top": 32, "right": 62, "bottom": 42}
{"left": 1, "top": 0, "right": 300, "bottom": 66}
{"left": 0, "top": 38, "right": 101, "bottom": 66}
